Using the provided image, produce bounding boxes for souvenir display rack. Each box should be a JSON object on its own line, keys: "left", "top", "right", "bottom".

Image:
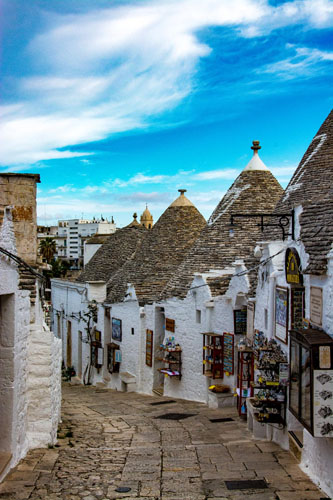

{"left": 289, "top": 328, "right": 333, "bottom": 438}
{"left": 237, "top": 348, "right": 254, "bottom": 416}
{"left": 201, "top": 332, "right": 223, "bottom": 379}
{"left": 251, "top": 344, "right": 288, "bottom": 426}
{"left": 158, "top": 338, "right": 182, "bottom": 379}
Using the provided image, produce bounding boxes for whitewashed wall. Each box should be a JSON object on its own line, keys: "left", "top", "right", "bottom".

{"left": 148, "top": 264, "right": 251, "bottom": 404}
{"left": 101, "top": 299, "right": 142, "bottom": 391}
{"left": 51, "top": 279, "right": 89, "bottom": 379}
{"left": 0, "top": 209, "right": 61, "bottom": 481}
{"left": 253, "top": 209, "right": 333, "bottom": 498}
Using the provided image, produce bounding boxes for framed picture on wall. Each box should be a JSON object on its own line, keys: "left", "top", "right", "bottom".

{"left": 112, "top": 318, "right": 122, "bottom": 342}
{"left": 274, "top": 287, "right": 289, "bottom": 344}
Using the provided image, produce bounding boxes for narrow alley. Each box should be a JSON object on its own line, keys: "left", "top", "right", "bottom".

{"left": 0, "top": 384, "right": 327, "bottom": 500}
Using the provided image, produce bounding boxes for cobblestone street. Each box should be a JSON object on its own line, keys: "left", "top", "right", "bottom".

{"left": 0, "top": 384, "right": 327, "bottom": 500}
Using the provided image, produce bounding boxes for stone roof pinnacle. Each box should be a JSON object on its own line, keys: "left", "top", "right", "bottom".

{"left": 244, "top": 140, "right": 269, "bottom": 172}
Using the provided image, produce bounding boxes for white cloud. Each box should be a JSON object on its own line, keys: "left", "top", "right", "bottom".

{"left": 270, "top": 165, "right": 297, "bottom": 177}
{"left": 194, "top": 168, "right": 240, "bottom": 180}
{"left": 261, "top": 45, "right": 333, "bottom": 79}
{"left": 1, "top": 0, "right": 332, "bottom": 165}
{"left": 49, "top": 184, "right": 77, "bottom": 193}
{"left": 111, "top": 170, "right": 195, "bottom": 187}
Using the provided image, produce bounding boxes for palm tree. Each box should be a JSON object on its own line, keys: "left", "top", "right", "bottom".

{"left": 39, "top": 238, "right": 57, "bottom": 263}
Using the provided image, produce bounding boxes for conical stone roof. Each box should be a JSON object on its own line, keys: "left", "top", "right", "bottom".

{"left": 265, "top": 109, "right": 333, "bottom": 274}
{"left": 106, "top": 190, "right": 206, "bottom": 305}
{"left": 161, "top": 143, "right": 283, "bottom": 300}
{"left": 76, "top": 224, "right": 147, "bottom": 283}
{"left": 274, "top": 109, "right": 333, "bottom": 212}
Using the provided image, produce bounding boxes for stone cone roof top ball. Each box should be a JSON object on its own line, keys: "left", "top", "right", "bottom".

{"left": 106, "top": 189, "right": 206, "bottom": 305}
{"left": 161, "top": 141, "right": 283, "bottom": 300}
{"left": 243, "top": 141, "right": 269, "bottom": 172}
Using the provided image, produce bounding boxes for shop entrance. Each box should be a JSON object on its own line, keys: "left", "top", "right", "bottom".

{"left": 0, "top": 294, "right": 15, "bottom": 469}
{"left": 153, "top": 307, "right": 165, "bottom": 395}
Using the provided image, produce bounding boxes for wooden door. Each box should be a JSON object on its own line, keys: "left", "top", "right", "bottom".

{"left": 66, "top": 321, "right": 72, "bottom": 367}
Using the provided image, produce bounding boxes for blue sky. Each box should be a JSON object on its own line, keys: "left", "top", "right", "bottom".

{"left": 1, "top": 0, "right": 332, "bottom": 227}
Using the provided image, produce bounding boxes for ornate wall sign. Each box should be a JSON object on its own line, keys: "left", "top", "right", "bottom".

{"left": 285, "top": 248, "right": 303, "bottom": 285}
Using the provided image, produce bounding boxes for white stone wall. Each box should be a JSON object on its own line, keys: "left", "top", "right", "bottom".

{"left": 11, "top": 290, "right": 30, "bottom": 466}
{"left": 146, "top": 266, "right": 251, "bottom": 404}
{"left": 51, "top": 279, "right": 88, "bottom": 376}
{"left": 0, "top": 208, "right": 62, "bottom": 481}
{"left": 101, "top": 300, "right": 142, "bottom": 392}
{"left": 253, "top": 210, "right": 333, "bottom": 498}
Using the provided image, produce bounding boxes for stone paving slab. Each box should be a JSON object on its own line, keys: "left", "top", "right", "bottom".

{"left": 0, "top": 383, "right": 328, "bottom": 500}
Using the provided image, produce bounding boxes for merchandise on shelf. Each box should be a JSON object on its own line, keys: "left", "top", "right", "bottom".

{"left": 158, "top": 338, "right": 182, "bottom": 379}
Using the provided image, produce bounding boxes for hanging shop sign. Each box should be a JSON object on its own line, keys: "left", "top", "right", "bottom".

{"left": 146, "top": 329, "right": 153, "bottom": 367}
{"left": 223, "top": 332, "right": 234, "bottom": 375}
{"left": 285, "top": 248, "right": 303, "bottom": 285}
{"left": 310, "top": 286, "right": 323, "bottom": 327}
{"left": 165, "top": 318, "right": 175, "bottom": 333}
{"left": 275, "top": 287, "right": 289, "bottom": 344}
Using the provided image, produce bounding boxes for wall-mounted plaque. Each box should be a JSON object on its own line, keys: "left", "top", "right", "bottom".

{"left": 165, "top": 318, "right": 175, "bottom": 333}
{"left": 223, "top": 332, "right": 234, "bottom": 374}
{"left": 310, "top": 287, "right": 323, "bottom": 326}
{"left": 146, "top": 329, "right": 153, "bottom": 367}
{"left": 275, "top": 287, "right": 289, "bottom": 344}
{"left": 112, "top": 318, "right": 122, "bottom": 342}
{"left": 234, "top": 309, "right": 247, "bottom": 335}
{"left": 291, "top": 288, "right": 305, "bottom": 329}
{"left": 97, "top": 347, "right": 104, "bottom": 365}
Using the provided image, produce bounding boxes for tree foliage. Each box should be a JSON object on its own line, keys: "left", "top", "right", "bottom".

{"left": 39, "top": 238, "right": 57, "bottom": 263}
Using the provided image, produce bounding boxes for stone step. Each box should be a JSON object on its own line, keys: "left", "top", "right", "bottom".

{"left": 152, "top": 386, "right": 164, "bottom": 396}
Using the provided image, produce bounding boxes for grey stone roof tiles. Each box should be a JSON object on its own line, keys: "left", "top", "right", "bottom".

{"left": 300, "top": 197, "right": 333, "bottom": 275}
{"left": 77, "top": 225, "right": 147, "bottom": 283}
{"left": 265, "top": 109, "right": 333, "bottom": 274}
{"left": 161, "top": 169, "right": 283, "bottom": 300}
{"left": 106, "top": 196, "right": 206, "bottom": 305}
{"left": 277, "top": 109, "right": 333, "bottom": 210}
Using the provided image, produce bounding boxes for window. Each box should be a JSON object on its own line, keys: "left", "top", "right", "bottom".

{"left": 196, "top": 309, "right": 201, "bottom": 324}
